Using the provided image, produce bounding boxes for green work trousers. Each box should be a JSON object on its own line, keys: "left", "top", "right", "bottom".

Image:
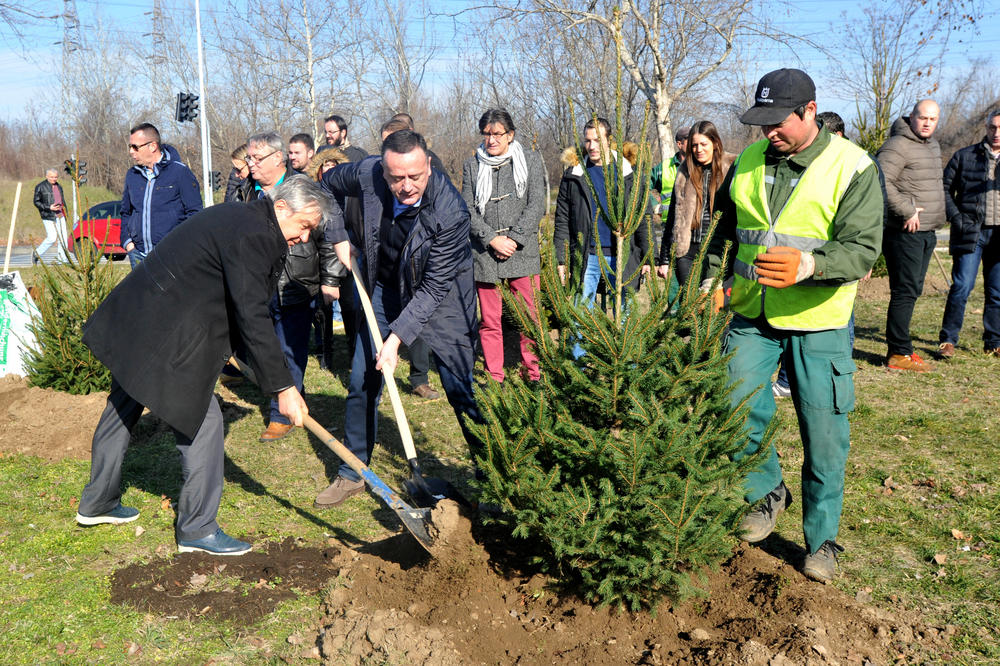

{"left": 725, "top": 314, "right": 856, "bottom": 554}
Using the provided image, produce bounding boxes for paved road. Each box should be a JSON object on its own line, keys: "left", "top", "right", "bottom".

{"left": 1, "top": 246, "right": 126, "bottom": 270}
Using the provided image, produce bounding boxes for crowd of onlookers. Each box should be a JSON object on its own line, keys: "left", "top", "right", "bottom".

{"left": 61, "top": 69, "right": 1000, "bottom": 569}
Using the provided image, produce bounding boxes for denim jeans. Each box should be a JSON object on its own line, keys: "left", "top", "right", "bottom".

{"left": 939, "top": 227, "right": 1000, "bottom": 349}
{"left": 338, "top": 282, "right": 483, "bottom": 482}
{"left": 883, "top": 228, "right": 936, "bottom": 356}
{"left": 580, "top": 253, "right": 617, "bottom": 308}
{"left": 268, "top": 295, "right": 316, "bottom": 425}
{"left": 575, "top": 254, "right": 618, "bottom": 358}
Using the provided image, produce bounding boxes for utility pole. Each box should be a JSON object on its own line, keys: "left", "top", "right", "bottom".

{"left": 59, "top": 0, "right": 81, "bottom": 113}
{"left": 145, "top": 0, "right": 167, "bottom": 104}
{"left": 194, "top": 0, "right": 212, "bottom": 207}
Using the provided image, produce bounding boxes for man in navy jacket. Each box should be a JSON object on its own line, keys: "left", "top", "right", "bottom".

{"left": 316, "top": 129, "right": 481, "bottom": 508}
{"left": 121, "top": 122, "right": 202, "bottom": 267}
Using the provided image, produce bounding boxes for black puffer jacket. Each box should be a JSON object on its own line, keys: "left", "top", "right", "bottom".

{"left": 943, "top": 140, "right": 994, "bottom": 255}
{"left": 235, "top": 168, "right": 338, "bottom": 306}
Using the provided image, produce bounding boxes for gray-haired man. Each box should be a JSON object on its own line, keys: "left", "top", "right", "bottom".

{"left": 76, "top": 175, "right": 348, "bottom": 555}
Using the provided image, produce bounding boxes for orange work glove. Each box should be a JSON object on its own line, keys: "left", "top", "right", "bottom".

{"left": 711, "top": 289, "right": 725, "bottom": 312}
{"left": 754, "top": 246, "right": 814, "bottom": 288}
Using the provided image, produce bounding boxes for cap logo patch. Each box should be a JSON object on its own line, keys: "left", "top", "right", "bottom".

{"left": 760, "top": 87, "right": 770, "bottom": 98}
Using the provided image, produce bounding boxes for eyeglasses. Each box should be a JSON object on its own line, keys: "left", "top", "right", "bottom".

{"left": 481, "top": 131, "right": 511, "bottom": 138}
{"left": 128, "top": 140, "right": 154, "bottom": 151}
{"left": 245, "top": 150, "right": 278, "bottom": 165}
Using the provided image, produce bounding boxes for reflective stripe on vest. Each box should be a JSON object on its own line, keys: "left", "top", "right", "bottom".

{"left": 729, "top": 136, "right": 874, "bottom": 330}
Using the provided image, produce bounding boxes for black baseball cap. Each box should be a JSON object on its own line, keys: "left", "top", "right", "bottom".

{"left": 740, "top": 69, "right": 816, "bottom": 126}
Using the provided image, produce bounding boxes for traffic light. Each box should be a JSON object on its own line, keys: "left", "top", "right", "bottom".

{"left": 77, "top": 160, "right": 88, "bottom": 185}
{"left": 210, "top": 170, "right": 222, "bottom": 191}
{"left": 175, "top": 92, "right": 200, "bottom": 122}
{"left": 63, "top": 158, "right": 75, "bottom": 176}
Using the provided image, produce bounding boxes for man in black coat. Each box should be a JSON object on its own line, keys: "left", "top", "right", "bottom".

{"left": 75, "top": 175, "right": 348, "bottom": 555}
{"left": 315, "top": 129, "right": 481, "bottom": 508}
{"left": 937, "top": 108, "right": 1000, "bottom": 358}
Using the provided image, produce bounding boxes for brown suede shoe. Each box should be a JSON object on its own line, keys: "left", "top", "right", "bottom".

{"left": 887, "top": 352, "right": 932, "bottom": 372}
{"left": 259, "top": 422, "right": 294, "bottom": 442}
{"left": 985, "top": 347, "right": 1000, "bottom": 358}
{"left": 411, "top": 383, "right": 442, "bottom": 400}
{"left": 937, "top": 342, "right": 955, "bottom": 359}
{"left": 314, "top": 477, "right": 365, "bottom": 508}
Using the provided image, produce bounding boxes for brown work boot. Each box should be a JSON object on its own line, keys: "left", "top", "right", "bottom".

{"left": 985, "top": 347, "right": 1000, "bottom": 358}
{"left": 887, "top": 352, "right": 932, "bottom": 372}
{"left": 937, "top": 342, "right": 955, "bottom": 359}
{"left": 259, "top": 422, "right": 294, "bottom": 442}
{"left": 411, "top": 383, "right": 441, "bottom": 400}
{"left": 314, "top": 477, "right": 365, "bottom": 508}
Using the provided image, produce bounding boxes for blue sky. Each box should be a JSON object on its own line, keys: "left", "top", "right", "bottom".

{"left": 1, "top": 0, "right": 998, "bottom": 122}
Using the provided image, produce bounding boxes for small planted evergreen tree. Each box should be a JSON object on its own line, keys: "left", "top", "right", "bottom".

{"left": 471, "top": 58, "right": 769, "bottom": 610}
{"left": 24, "top": 246, "right": 117, "bottom": 394}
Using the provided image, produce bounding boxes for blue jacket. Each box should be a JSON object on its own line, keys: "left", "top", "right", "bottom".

{"left": 120, "top": 144, "right": 202, "bottom": 253}
{"left": 322, "top": 156, "right": 478, "bottom": 375}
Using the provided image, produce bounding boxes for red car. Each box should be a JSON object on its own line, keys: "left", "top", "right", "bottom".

{"left": 68, "top": 201, "right": 127, "bottom": 259}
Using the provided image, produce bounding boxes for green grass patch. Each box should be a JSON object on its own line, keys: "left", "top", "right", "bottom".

{"left": 0, "top": 257, "right": 998, "bottom": 662}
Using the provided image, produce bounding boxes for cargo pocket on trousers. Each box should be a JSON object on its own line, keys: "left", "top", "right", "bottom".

{"left": 831, "top": 357, "right": 856, "bottom": 414}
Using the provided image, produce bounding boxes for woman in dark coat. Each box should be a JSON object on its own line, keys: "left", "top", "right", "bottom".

{"left": 461, "top": 109, "right": 546, "bottom": 382}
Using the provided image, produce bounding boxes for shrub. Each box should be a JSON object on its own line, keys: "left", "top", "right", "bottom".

{"left": 472, "top": 105, "right": 767, "bottom": 610}
{"left": 24, "top": 249, "right": 117, "bottom": 394}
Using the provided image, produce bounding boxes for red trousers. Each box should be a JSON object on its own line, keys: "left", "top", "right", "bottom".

{"left": 476, "top": 275, "right": 541, "bottom": 382}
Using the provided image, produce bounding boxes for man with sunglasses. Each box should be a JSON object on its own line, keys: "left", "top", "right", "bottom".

{"left": 121, "top": 123, "right": 202, "bottom": 268}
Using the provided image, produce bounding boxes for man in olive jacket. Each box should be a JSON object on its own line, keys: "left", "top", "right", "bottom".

{"left": 75, "top": 176, "right": 347, "bottom": 555}
{"left": 877, "top": 99, "right": 945, "bottom": 371}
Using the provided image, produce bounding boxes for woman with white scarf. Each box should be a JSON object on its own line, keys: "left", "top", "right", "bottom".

{"left": 461, "top": 109, "right": 546, "bottom": 382}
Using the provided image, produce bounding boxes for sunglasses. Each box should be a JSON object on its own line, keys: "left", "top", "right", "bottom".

{"left": 128, "top": 140, "right": 154, "bottom": 151}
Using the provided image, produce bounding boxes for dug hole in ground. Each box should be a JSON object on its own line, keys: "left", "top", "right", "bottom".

{"left": 0, "top": 358, "right": 950, "bottom": 665}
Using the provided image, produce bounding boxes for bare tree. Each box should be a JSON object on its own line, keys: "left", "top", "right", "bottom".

{"left": 833, "top": 0, "right": 983, "bottom": 153}
{"left": 485, "top": 0, "right": 757, "bottom": 156}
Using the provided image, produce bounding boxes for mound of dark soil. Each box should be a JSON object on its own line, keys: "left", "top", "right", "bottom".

{"left": 110, "top": 537, "right": 341, "bottom": 622}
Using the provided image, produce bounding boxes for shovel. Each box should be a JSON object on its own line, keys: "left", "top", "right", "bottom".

{"left": 350, "top": 257, "right": 470, "bottom": 508}
{"left": 227, "top": 357, "right": 435, "bottom": 554}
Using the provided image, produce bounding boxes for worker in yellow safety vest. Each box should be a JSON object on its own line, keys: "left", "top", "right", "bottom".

{"left": 704, "top": 69, "right": 884, "bottom": 583}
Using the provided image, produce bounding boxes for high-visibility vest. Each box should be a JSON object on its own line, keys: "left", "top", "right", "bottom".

{"left": 728, "top": 136, "right": 874, "bottom": 330}
{"left": 659, "top": 156, "right": 680, "bottom": 205}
